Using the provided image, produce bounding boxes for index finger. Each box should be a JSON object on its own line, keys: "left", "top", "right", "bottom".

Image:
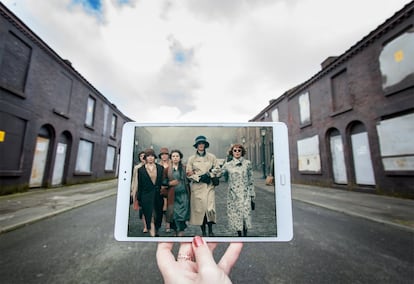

{"left": 217, "top": 242, "right": 243, "bottom": 275}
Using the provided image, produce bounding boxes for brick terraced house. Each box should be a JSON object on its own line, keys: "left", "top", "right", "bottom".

{"left": 250, "top": 2, "right": 414, "bottom": 198}
{"left": 0, "top": 3, "right": 132, "bottom": 194}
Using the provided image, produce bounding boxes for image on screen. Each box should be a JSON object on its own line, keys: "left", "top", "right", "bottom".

{"left": 127, "top": 125, "right": 277, "bottom": 238}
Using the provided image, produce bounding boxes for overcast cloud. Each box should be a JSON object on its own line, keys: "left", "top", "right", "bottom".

{"left": 3, "top": 0, "right": 410, "bottom": 122}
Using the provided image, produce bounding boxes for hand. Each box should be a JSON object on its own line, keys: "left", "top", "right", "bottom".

{"left": 169, "top": 179, "right": 179, "bottom": 186}
{"left": 199, "top": 173, "right": 211, "bottom": 184}
{"left": 157, "top": 236, "right": 243, "bottom": 284}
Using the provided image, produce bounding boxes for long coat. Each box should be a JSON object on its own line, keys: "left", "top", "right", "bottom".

{"left": 186, "top": 152, "right": 220, "bottom": 225}
{"left": 164, "top": 164, "right": 190, "bottom": 223}
{"left": 137, "top": 164, "right": 164, "bottom": 231}
{"left": 222, "top": 157, "right": 256, "bottom": 231}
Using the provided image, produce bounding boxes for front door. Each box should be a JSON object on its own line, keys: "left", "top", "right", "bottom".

{"left": 29, "top": 136, "right": 50, "bottom": 187}
{"left": 52, "top": 142, "right": 67, "bottom": 186}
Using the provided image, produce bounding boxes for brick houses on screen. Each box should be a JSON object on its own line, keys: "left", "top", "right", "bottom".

{"left": 250, "top": 2, "right": 414, "bottom": 198}
{"left": 0, "top": 3, "right": 132, "bottom": 195}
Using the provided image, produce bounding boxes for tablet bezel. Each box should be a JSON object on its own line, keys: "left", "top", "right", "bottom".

{"left": 114, "top": 122, "right": 293, "bottom": 242}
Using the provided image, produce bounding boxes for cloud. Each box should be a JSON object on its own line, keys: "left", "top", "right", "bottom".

{"left": 2, "top": 0, "right": 411, "bottom": 122}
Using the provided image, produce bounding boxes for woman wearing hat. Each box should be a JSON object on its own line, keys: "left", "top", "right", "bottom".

{"left": 222, "top": 143, "right": 256, "bottom": 237}
{"left": 137, "top": 148, "right": 165, "bottom": 237}
{"left": 186, "top": 135, "right": 221, "bottom": 237}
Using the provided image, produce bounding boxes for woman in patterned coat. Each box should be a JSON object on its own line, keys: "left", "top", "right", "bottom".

{"left": 222, "top": 143, "right": 256, "bottom": 237}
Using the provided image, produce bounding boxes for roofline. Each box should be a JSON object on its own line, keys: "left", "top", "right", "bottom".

{"left": 0, "top": 3, "right": 131, "bottom": 121}
{"left": 250, "top": 1, "right": 414, "bottom": 121}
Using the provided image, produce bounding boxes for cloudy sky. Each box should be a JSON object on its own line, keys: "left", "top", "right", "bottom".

{"left": 3, "top": 0, "right": 410, "bottom": 122}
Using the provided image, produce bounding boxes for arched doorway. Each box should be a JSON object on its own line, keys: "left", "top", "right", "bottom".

{"left": 328, "top": 128, "right": 348, "bottom": 184}
{"left": 51, "top": 131, "right": 72, "bottom": 186}
{"left": 29, "top": 125, "right": 54, "bottom": 188}
{"left": 349, "top": 122, "right": 376, "bottom": 186}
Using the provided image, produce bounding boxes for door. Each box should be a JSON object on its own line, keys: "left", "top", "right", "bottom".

{"left": 351, "top": 132, "right": 376, "bottom": 185}
{"left": 52, "top": 142, "right": 67, "bottom": 186}
{"left": 29, "top": 136, "right": 50, "bottom": 187}
{"left": 330, "top": 133, "right": 348, "bottom": 184}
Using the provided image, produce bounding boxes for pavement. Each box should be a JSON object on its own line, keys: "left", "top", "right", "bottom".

{"left": 0, "top": 172, "right": 413, "bottom": 235}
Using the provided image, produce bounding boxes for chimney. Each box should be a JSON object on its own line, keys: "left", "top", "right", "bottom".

{"left": 321, "top": 56, "right": 338, "bottom": 69}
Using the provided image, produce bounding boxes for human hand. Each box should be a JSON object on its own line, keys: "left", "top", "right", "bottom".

{"left": 169, "top": 179, "right": 179, "bottom": 186}
{"left": 157, "top": 236, "right": 243, "bottom": 284}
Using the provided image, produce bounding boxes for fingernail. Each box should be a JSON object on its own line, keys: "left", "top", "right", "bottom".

{"left": 193, "top": 235, "right": 205, "bottom": 248}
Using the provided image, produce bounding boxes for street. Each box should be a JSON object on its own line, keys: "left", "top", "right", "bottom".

{"left": 0, "top": 195, "right": 412, "bottom": 283}
{"left": 128, "top": 180, "right": 277, "bottom": 238}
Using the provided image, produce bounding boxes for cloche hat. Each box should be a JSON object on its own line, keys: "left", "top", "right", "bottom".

{"left": 144, "top": 148, "right": 156, "bottom": 158}
{"left": 193, "top": 135, "right": 210, "bottom": 148}
{"left": 158, "top": 147, "right": 169, "bottom": 158}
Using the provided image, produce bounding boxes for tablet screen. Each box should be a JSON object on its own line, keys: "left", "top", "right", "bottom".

{"left": 115, "top": 122, "right": 292, "bottom": 242}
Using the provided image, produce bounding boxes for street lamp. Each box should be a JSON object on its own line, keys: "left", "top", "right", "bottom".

{"left": 134, "top": 140, "right": 139, "bottom": 165}
{"left": 241, "top": 136, "right": 246, "bottom": 144}
{"left": 260, "top": 128, "right": 266, "bottom": 179}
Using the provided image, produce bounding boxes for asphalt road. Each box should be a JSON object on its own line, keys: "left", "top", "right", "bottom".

{"left": 0, "top": 196, "right": 412, "bottom": 283}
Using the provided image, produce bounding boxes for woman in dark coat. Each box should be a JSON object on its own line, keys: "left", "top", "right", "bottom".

{"left": 164, "top": 149, "right": 190, "bottom": 237}
{"left": 137, "top": 148, "right": 165, "bottom": 237}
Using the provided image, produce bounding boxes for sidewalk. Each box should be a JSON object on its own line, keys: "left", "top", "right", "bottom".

{"left": 0, "top": 174, "right": 413, "bottom": 235}
{"left": 0, "top": 179, "right": 117, "bottom": 234}
{"left": 252, "top": 172, "right": 414, "bottom": 232}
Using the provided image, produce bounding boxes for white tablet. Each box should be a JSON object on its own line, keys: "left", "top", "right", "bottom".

{"left": 114, "top": 122, "right": 293, "bottom": 242}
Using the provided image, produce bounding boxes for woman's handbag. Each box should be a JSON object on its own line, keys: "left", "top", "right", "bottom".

{"left": 133, "top": 198, "right": 139, "bottom": 211}
{"left": 265, "top": 175, "right": 274, "bottom": 186}
{"left": 211, "top": 176, "right": 220, "bottom": 186}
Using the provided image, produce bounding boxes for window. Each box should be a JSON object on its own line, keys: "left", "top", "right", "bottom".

{"left": 331, "top": 69, "right": 351, "bottom": 113}
{"left": 299, "top": 92, "right": 311, "bottom": 126}
{"left": 271, "top": 108, "right": 279, "bottom": 122}
{"left": 105, "top": 145, "right": 116, "bottom": 171}
{"left": 103, "top": 104, "right": 109, "bottom": 136}
{"left": 376, "top": 112, "right": 414, "bottom": 172}
{"left": 110, "top": 114, "right": 117, "bottom": 137}
{"left": 85, "top": 96, "right": 96, "bottom": 127}
{"left": 0, "top": 32, "right": 32, "bottom": 96}
{"left": 54, "top": 72, "right": 73, "bottom": 116}
{"left": 297, "top": 135, "right": 321, "bottom": 173}
{"left": 379, "top": 27, "right": 414, "bottom": 94}
{"left": 75, "top": 139, "right": 93, "bottom": 173}
{"left": 0, "top": 112, "right": 26, "bottom": 173}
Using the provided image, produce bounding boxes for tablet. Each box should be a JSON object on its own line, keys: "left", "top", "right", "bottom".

{"left": 114, "top": 122, "right": 293, "bottom": 242}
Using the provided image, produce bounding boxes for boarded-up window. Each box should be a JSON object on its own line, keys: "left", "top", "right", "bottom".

{"left": 376, "top": 112, "right": 414, "bottom": 171}
{"left": 75, "top": 139, "right": 93, "bottom": 173}
{"left": 85, "top": 96, "right": 96, "bottom": 127}
{"left": 105, "top": 145, "right": 116, "bottom": 171}
{"left": 111, "top": 114, "right": 117, "bottom": 137}
{"left": 0, "top": 32, "right": 31, "bottom": 95}
{"left": 297, "top": 135, "right": 321, "bottom": 173}
{"left": 331, "top": 69, "right": 351, "bottom": 113}
{"left": 299, "top": 92, "right": 311, "bottom": 125}
{"left": 379, "top": 28, "right": 414, "bottom": 94}
{"left": 54, "top": 72, "right": 73, "bottom": 115}
{"left": 272, "top": 108, "right": 279, "bottom": 122}
{"left": 0, "top": 112, "right": 26, "bottom": 172}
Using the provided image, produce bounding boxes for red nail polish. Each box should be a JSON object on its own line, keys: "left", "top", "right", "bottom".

{"left": 193, "top": 235, "right": 204, "bottom": 247}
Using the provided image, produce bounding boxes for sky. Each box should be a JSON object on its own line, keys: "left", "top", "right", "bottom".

{"left": 2, "top": 0, "right": 411, "bottom": 122}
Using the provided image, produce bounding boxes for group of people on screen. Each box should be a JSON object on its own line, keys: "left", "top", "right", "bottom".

{"left": 130, "top": 135, "right": 256, "bottom": 237}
